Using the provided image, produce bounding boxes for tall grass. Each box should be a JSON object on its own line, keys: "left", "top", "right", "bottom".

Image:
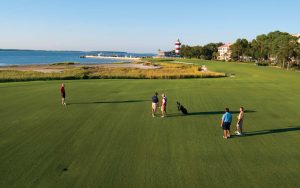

{"left": 0, "top": 61, "right": 225, "bottom": 82}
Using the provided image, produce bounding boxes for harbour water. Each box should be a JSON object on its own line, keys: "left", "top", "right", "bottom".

{"left": 0, "top": 50, "right": 155, "bottom": 66}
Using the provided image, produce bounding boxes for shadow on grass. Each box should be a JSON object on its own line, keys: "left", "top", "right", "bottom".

{"left": 167, "top": 110, "right": 256, "bottom": 117}
{"left": 69, "top": 99, "right": 149, "bottom": 105}
{"left": 244, "top": 126, "right": 300, "bottom": 137}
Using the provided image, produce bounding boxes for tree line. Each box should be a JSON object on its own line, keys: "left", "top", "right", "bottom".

{"left": 180, "top": 31, "right": 300, "bottom": 70}
{"left": 180, "top": 43, "right": 223, "bottom": 60}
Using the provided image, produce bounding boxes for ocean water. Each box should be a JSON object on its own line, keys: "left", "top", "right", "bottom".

{"left": 0, "top": 50, "right": 154, "bottom": 66}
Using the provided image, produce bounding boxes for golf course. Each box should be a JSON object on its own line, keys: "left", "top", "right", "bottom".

{"left": 0, "top": 60, "right": 299, "bottom": 187}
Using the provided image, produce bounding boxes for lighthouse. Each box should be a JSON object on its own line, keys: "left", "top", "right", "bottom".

{"left": 175, "top": 39, "right": 181, "bottom": 55}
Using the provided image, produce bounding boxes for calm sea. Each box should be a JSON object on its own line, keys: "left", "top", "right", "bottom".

{"left": 0, "top": 50, "right": 154, "bottom": 66}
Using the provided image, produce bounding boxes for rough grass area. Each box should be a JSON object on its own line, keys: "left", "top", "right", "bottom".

{"left": 0, "top": 69, "right": 84, "bottom": 82}
{"left": 88, "top": 62, "right": 224, "bottom": 79}
{"left": 0, "top": 60, "right": 225, "bottom": 82}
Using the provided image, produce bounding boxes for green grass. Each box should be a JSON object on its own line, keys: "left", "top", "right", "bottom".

{"left": 0, "top": 60, "right": 299, "bottom": 187}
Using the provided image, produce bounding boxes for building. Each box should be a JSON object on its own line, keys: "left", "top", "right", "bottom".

{"left": 157, "top": 49, "right": 174, "bottom": 58}
{"left": 156, "top": 39, "right": 181, "bottom": 58}
{"left": 292, "top": 34, "right": 300, "bottom": 43}
{"left": 217, "top": 43, "right": 232, "bottom": 61}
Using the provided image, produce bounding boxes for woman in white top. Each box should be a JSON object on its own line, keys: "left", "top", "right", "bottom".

{"left": 161, "top": 94, "right": 167, "bottom": 117}
{"left": 235, "top": 107, "right": 244, "bottom": 135}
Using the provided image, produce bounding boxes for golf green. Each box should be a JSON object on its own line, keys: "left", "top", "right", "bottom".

{"left": 0, "top": 61, "right": 299, "bottom": 187}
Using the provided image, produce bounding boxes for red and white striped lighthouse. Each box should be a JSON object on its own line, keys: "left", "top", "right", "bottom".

{"left": 175, "top": 39, "right": 181, "bottom": 55}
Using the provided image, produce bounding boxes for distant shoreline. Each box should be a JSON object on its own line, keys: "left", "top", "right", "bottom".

{"left": 84, "top": 55, "right": 141, "bottom": 61}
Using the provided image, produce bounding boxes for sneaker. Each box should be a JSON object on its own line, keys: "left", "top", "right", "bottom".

{"left": 152, "top": 114, "right": 155, "bottom": 117}
{"left": 161, "top": 116, "right": 165, "bottom": 118}
{"left": 223, "top": 136, "right": 227, "bottom": 139}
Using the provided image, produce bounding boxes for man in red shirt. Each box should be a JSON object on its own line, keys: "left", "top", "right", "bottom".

{"left": 60, "top": 83, "right": 66, "bottom": 106}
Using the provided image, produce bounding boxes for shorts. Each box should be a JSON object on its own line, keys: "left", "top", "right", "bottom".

{"left": 161, "top": 105, "right": 166, "bottom": 112}
{"left": 61, "top": 92, "right": 66, "bottom": 98}
{"left": 222, "top": 122, "right": 231, "bottom": 130}
{"left": 237, "top": 120, "right": 243, "bottom": 129}
{"left": 152, "top": 103, "right": 158, "bottom": 110}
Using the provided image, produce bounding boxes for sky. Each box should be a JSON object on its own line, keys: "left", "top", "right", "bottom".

{"left": 0, "top": 0, "right": 299, "bottom": 53}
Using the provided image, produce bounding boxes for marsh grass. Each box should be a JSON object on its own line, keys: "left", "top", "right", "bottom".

{"left": 0, "top": 60, "right": 225, "bottom": 82}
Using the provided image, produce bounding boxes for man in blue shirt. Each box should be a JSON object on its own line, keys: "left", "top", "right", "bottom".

{"left": 221, "top": 108, "right": 232, "bottom": 139}
{"left": 151, "top": 92, "right": 159, "bottom": 117}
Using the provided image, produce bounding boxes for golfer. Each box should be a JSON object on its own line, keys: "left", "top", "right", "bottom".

{"left": 151, "top": 92, "right": 159, "bottom": 117}
{"left": 221, "top": 108, "right": 232, "bottom": 139}
{"left": 60, "top": 83, "right": 66, "bottom": 106}
{"left": 161, "top": 94, "right": 167, "bottom": 117}
{"left": 235, "top": 107, "right": 244, "bottom": 136}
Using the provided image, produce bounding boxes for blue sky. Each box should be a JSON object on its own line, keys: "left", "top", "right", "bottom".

{"left": 0, "top": 0, "right": 299, "bottom": 53}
